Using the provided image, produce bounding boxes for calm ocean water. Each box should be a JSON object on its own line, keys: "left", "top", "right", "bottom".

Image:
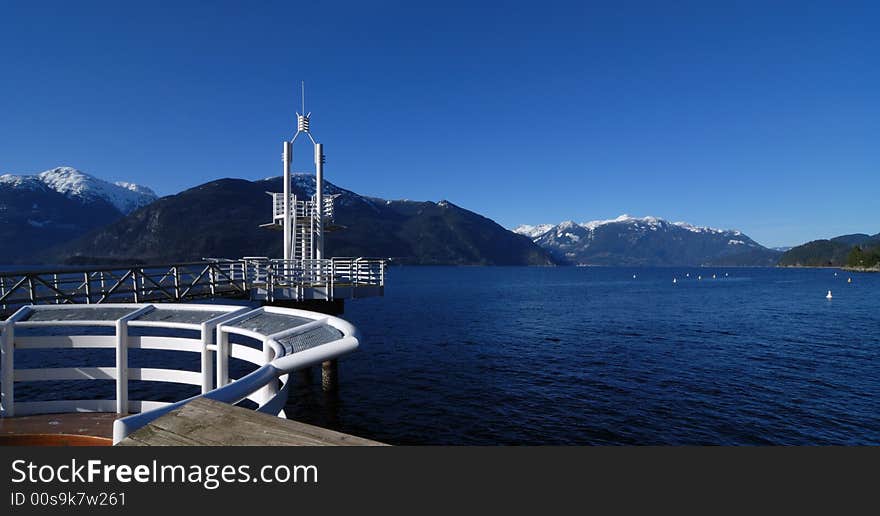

{"left": 290, "top": 266, "right": 880, "bottom": 445}
{"left": 7, "top": 266, "right": 880, "bottom": 445}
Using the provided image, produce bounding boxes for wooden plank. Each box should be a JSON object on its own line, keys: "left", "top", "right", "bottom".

{"left": 117, "top": 398, "right": 387, "bottom": 446}
{"left": 0, "top": 412, "right": 122, "bottom": 440}
{"left": 0, "top": 434, "right": 111, "bottom": 446}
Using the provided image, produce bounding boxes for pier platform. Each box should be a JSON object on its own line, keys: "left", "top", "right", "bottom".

{"left": 0, "top": 399, "right": 384, "bottom": 446}
{"left": 117, "top": 398, "right": 385, "bottom": 446}
{"left": 0, "top": 257, "right": 384, "bottom": 317}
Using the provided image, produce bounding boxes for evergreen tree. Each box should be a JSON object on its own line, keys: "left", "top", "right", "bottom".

{"left": 847, "top": 246, "right": 864, "bottom": 267}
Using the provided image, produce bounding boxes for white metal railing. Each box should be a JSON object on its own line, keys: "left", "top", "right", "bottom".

{"left": 271, "top": 193, "right": 335, "bottom": 221}
{"left": 265, "top": 258, "right": 385, "bottom": 287}
{"left": 243, "top": 257, "right": 385, "bottom": 302}
{"left": 0, "top": 303, "right": 360, "bottom": 444}
{"left": 0, "top": 261, "right": 248, "bottom": 313}
{"left": 0, "top": 257, "right": 385, "bottom": 313}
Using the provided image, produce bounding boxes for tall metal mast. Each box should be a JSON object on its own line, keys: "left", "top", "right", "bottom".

{"left": 282, "top": 82, "right": 324, "bottom": 261}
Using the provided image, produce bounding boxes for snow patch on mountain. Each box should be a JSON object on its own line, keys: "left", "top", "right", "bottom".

{"left": 0, "top": 174, "right": 48, "bottom": 191}
{"left": 512, "top": 224, "right": 555, "bottom": 238}
{"left": 673, "top": 221, "right": 738, "bottom": 235}
{"left": 1, "top": 167, "right": 157, "bottom": 214}
{"left": 114, "top": 181, "right": 157, "bottom": 197}
{"left": 580, "top": 214, "right": 661, "bottom": 230}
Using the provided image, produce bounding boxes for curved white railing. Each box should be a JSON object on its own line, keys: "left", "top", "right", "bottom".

{"left": 0, "top": 303, "right": 360, "bottom": 444}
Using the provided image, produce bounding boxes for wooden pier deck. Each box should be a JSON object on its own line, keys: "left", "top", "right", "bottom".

{"left": 0, "top": 412, "right": 120, "bottom": 445}
{"left": 0, "top": 399, "right": 384, "bottom": 446}
{"left": 117, "top": 398, "right": 386, "bottom": 446}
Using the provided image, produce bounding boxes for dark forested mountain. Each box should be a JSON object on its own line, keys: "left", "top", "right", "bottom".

{"left": 48, "top": 175, "right": 554, "bottom": 266}
{"left": 779, "top": 232, "right": 880, "bottom": 267}
{"left": 830, "top": 233, "right": 878, "bottom": 246}
{"left": 514, "top": 215, "right": 781, "bottom": 266}
{"left": 0, "top": 167, "right": 157, "bottom": 263}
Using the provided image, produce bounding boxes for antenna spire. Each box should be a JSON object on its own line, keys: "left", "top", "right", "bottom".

{"left": 301, "top": 80, "right": 305, "bottom": 114}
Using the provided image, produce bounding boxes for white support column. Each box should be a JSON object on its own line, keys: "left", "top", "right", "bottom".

{"left": 283, "top": 141, "right": 293, "bottom": 261}
{"left": 115, "top": 318, "right": 128, "bottom": 414}
{"left": 1, "top": 323, "right": 14, "bottom": 417}
{"left": 115, "top": 306, "right": 153, "bottom": 414}
{"left": 260, "top": 338, "right": 278, "bottom": 405}
{"left": 216, "top": 326, "right": 229, "bottom": 387}
{"left": 199, "top": 308, "right": 249, "bottom": 394}
{"left": 1, "top": 307, "right": 32, "bottom": 418}
{"left": 200, "top": 322, "right": 215, "bottom": 394}
{"left": 315, "top": 142, "right": 324, "bottom": 261}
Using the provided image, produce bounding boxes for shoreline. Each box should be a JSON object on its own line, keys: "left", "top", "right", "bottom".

{"left": 842, "top": 266, "right": 880, "bottom": 273}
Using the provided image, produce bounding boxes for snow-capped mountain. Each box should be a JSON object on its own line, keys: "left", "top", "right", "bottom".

{"left": 514, "top": 214, "right": 780, "bottom": 266}
{"left": 0, "top": 167, "right": 158, "bottom": 263}
{"left": 0, "top": 167, "right": 157, "bottom": 214}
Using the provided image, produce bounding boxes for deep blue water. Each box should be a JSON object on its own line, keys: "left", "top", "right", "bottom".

{"left": 7, "top": 266, "right": 880, "bottom": 445}
{"left": 288, "top": 266, "right": 880, "bottom": 445}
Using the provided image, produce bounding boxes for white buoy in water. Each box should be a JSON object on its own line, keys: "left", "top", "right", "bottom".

{"left": 673, "top": 278, "right": 677, "bottom": 284}
{"left": 698, "top": 275, "right": 702, "bottom": 280}
{"left": 633, "top": 274, "right": 637, "bottom": 279}
{"left": 725, "top": 273, "right": 729, "bottom": 277}
{"left": 826, "top": 290, "right": 833, "bottom": 300}
{"left": 834, "top": 272, "right": 838, "bottom": 277}
{"left": 712, "top": 274, "right": 716, "bottom": 279}
{"left": 686, "top": 273, "right": 690, "bottom": 277}
{"left": 848, "top": 277, "right": 852, "bottom": 284}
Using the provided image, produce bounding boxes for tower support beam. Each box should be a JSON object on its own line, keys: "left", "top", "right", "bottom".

{"left": 315, "top": 143, "right": 324, "bottom": 260}
{"left": 282, "top": 141, "right": 292, "bottom": 260}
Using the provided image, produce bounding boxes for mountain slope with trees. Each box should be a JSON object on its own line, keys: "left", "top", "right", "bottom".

{"left": 47, "top": 175, "right": 554, "bottom": 266}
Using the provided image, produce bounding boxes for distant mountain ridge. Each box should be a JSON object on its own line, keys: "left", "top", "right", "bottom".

{"left": 0, "top": 167, "right": 158, "bottom": 263}
{"left": 778, "top": 232, "right": 880, "bottom": 267}
{"left": 49, "top": 174, "right": 554, "bottom": 266}
{"left": 514, "top": 214, "right": 781, "bottom": 266}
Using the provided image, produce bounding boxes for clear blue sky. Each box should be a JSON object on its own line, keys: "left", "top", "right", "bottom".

{"left": 1, "top": 1, "right": 877, "bottom": 247}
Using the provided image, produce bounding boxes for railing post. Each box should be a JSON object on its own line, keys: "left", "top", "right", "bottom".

{"left": 261, "top": 338, "right": 278, "bottom": 404}
{"left": 216, "top": 326, "right": 229, "bottom": 387}
{"left": 114, "top": 305, "right": 153, "bottom": 415}
{"left": 1, "top": 323, "right": 14, "bottom": 417}
{"left": 1, "top": 307, "right": 31, "bottom": 418}
{"left": 53, "top": 273, "right": 60, "bottom": 304}
{"left": 27, "top": 276, "right": 36, "bottom": 303}
{"left": 173, "top": 266, "right": 181, "bottom": 300}
{"left": 84, "top": 272, "right": 92, "bottom": 304}
{"left": 200, "top": 322, "right": 215, "bottom": 394}
{"left": 131, "top": 270, "right": 139, "bottom": 303}
{"left": 115, "top": 319, "right": 129, "bottom": 414}
{"left": 268, "top": 267, "right": 275, "bottom": 303}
